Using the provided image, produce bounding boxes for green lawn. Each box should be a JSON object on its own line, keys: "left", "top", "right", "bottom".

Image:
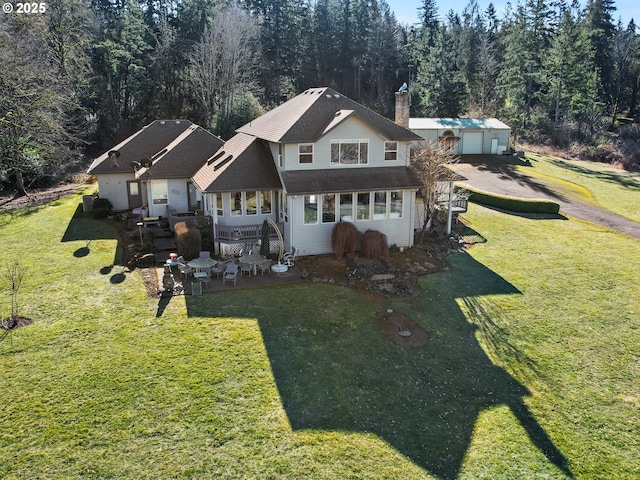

{"left": 519, "top": 152, "right": 640, "bottom": 223}
{"left": 0, "top": 171, "right": 638, "bottom": 478}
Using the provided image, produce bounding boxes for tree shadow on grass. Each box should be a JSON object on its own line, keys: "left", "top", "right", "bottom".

{"left": 186, "top": 253, "right": 572, "bottom": 478}
{"left": 61, "top": 203, "right": 126, "bottom": 271}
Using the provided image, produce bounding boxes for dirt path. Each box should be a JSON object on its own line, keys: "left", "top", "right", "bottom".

{"left": 0, "top": 184, "right": 86, "bottom": 213}
{"left": 453, "top": 156, "right": 640, "bottom": 240}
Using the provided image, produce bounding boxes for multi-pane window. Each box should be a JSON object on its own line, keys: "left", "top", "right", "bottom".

{"left": 278, "top": 144, "right": 284, "bottom": 167}
{"left": 299, "top": 144, "right": 313, "bottom": 164}
{"left": 330, "top": 140, "right": 369, "bottom": 165}
{"left": 304, "top": 195, "right": 318, "bottom": 224}
{"left": 384, "top": 141, "right": 398, "bottom": 161}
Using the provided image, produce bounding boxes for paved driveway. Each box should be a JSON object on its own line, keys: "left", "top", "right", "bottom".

{"left": 452, "top": 155, "right": 640, "bottom": 240}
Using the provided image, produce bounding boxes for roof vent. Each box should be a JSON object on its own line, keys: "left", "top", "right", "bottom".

{"left": 160, "top": 121, "right": 166, "bottom": 125}
{"left": 151, "top": 148, "right": 167, "bottom": 161}
{"left": 175, "top": 120, "right": 181, "bottom": 125}
{"left": 207, "top": 150, "right": 226, "bottom": 165}
{"left": 213, "top": 155, "right": 233, "bottom": 171}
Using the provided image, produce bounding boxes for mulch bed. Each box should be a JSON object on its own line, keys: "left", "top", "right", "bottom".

{"left": 376, "top": 310, "right": 428, "bottom": 348}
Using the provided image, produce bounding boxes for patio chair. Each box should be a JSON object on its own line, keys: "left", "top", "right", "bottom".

{"left": 199, "top": 250, "right": 211, "bottom": 258}
{"left": 223, "top": 263, "right": 239, "bottom": 286}
{"left": 239, "top": 262, "right": 252, "bottom": 277}
{"left": 210, "top": 261, "right": 225, "bottom": 278}
{"left": 256, "top": 259, "right": 273, "bottom": 276}
{"left": 177, "top": 258, "right": 193, "bottom": 279}
{"left": 282, "top": 246, "right": 297, "bottom": 266}
{"left": 191, "top": 281, "right": 202, "bottom": 296}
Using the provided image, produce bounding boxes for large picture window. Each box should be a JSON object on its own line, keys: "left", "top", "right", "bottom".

{"left": 330, "top": 140, "right": 369, "bottom": 165}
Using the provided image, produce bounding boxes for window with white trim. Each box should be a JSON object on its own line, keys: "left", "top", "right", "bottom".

{"left": 339, "top": 193, "right": 353, "bottom": 221}
{"left": 215, "top": 193, "right": 223, "bottom": 216}
{"left": 322, "top": 194, "right": 336, "bottom": 222}
{"left": 384, "top": 141, "right": 398, "bottom": 161}
{"left": 390, "top": 191, "right": 403, "bottom": 218}
{"left": 357, "top": 192, "right": 370, "bottom": 220}
{"left": 373, "top": 191, "right": 387, "bottom": 219}
{"left": 298, "top": 144, "right": 313, "bottom": 164}
{"left": 231, "top": 192, "right": 243, "bottom": 216}
{"left": 260, "top": 190, "right": 272, "bottom": 214}
{"left": 304, "top": 195, "right": 318, "bottom": 224}
{"left": 330, "top": 140, "right": 369, "bottom": 165}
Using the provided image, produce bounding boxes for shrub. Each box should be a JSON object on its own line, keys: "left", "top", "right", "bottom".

{"left": 360, "top": 229, "right": 389, "bottom": 259}
{"left": 92, "top": 197, "right": 113, "bottom": 218}
{"left": 175, "top": 221, "right": 202, "bottom": 260}
{"left": 331, "top": 221, "right": 360, "bottom": 260}
{"left": 465, "top": 186, "right": 560, "bottom": 214}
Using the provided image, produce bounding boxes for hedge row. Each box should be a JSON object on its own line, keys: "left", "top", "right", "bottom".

{"left": 462, "top": 185, "right": 561, "bottom": 214}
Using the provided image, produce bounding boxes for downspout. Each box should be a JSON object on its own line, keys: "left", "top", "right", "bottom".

{"left": 446, "top": 179, "right": 454, "bottom": 235}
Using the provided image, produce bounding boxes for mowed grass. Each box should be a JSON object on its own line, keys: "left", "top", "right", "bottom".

{"left": 519, "top": 152, "right": 640, "bottom": 222}
{"left": 0, "top": 171, "right": 639, "bottom": 478}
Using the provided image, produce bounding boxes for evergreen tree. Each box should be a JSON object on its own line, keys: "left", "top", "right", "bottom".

{"left": 585, "top": 0, "right": 617, "bottom": 105}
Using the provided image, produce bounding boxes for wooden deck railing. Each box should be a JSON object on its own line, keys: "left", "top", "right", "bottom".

{"left": 215, "top": 222, "right": 283, "bottom": 243}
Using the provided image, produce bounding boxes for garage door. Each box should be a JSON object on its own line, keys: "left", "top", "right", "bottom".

{"left": 462, "top": 131, "right": 483, "bottom": 154}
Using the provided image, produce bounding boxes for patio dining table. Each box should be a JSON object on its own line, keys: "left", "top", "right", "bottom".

{"left": 239, "top": 254, "right": 267, "bottom": 275}
{"left": 188, "top": 257, "right": 218, "bottom": 281}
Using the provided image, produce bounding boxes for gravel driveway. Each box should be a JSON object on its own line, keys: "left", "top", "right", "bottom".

{"left": 452, "top": 155, "right": 640, "bottom": 240}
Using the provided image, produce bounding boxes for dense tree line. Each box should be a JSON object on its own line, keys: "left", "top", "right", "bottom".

{"left": 1, "top": 0, "right": 638, "bottom": 194}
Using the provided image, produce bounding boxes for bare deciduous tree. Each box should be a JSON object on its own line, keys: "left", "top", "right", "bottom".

{"left": 3, "top": 262, "right": 26, "bottom": 330}
{"left": 189, "top": 6, "right": 261, "bottom": 130}
{"left": 410, "top": 141, "right": 460, "bottom": 239}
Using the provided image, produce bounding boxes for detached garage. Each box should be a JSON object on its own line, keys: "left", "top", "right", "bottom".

{"left": 409, "top": 118, "right": 511, "bottom": 155}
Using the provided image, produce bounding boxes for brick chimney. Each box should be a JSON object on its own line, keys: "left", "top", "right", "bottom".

{"left": 395, "top": 90, "right": 410, "bottom": 129}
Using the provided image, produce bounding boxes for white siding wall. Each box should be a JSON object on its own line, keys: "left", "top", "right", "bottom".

{"left": 96, "top": 172, "right": 135, "bottom": 211}
{"left": 412, "top": 128, "right": 510, "bottom": 154}
{"left": 289, "top": 190, "right": 416, "bottom": 256}
{"left": 282, "top": 117, "right": 412, "bottom": 171}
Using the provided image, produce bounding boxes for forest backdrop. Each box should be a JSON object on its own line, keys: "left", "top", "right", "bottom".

{"left": 1, "top": 0, "right": 639, "bottom": 193}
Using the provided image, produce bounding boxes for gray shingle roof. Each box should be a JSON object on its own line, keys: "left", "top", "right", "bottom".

{"left": 87, "top": 120, "right": 193, "bottom": 175}
{"left": 280, "top": 167, "right": 422, "bottom": 195}
{"left": 237, "top": 87, "right": 423, "bottom": 143}
{"left": 192, "top": 133, "right": 282, "bottom": 193}
{"left": 136, "top": 126, "right": 224, "bottom": 179}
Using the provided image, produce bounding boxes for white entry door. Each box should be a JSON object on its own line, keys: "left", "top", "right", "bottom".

{"left": 491, "top": 138, "right": 499, "bottom": 154}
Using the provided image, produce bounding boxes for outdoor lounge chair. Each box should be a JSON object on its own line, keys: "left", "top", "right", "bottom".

{"left": 223, "top": 263, "right": 238, "bottom": 286}
{"left": 282, "top": 246, "right": 297, "bottom": 266}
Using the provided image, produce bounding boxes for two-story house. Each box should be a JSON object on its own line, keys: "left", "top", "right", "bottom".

{"left": 191, "top": 87, "right": 423, "bottom": 257}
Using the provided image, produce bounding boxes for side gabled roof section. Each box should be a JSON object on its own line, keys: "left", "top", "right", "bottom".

{"left": 237, "top": 87, "right": 422, "bottom": 144}
{"left": 192, "top": 133, "right": 281, "bottom": 193}
{"left": 87, "top": 120, "right": 193, "bottom": 175}
{"left": 136, "top": 126, "right": 224, "bottom": 179}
